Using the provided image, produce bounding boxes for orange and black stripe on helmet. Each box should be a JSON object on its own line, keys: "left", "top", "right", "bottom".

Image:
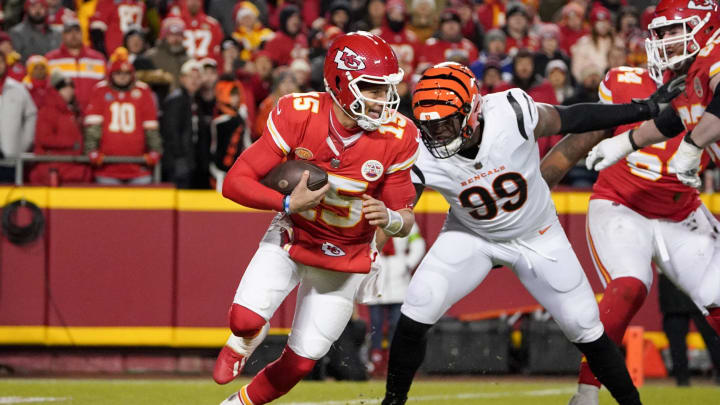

{"left": 412, "top": 62, "right": 482, "bottom": 158}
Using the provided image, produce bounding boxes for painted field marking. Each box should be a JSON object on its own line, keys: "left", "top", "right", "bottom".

{"left": 0, "top": 397, "right": 69, "bottom": 404}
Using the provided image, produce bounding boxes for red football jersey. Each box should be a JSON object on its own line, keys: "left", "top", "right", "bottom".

{"left": 419, "top": 38, "right": 479, "bottom": 67}
{"left": 84, "top": 81, "right": 159, "bottom": 179}
{"left": 165, "top": 5, "right": 223, "bottom": 65}
{"left": 258, "top": 92, "right": 419, "bottom": 273}
{"left": 90, "top": 0, "right": 145, "bottom": 55}
{"left": 591, "top": 67, "right": 708, "bottom": 221}
{"left": 671, "top": 31, "right": 720, "bottom": 133}
{"left": 372, "top": 26, "right": 420, "bottom": 75}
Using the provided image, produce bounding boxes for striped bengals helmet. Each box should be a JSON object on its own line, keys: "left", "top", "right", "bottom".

{"left": 412, "top": 62, "right": 482, "bottom": 159}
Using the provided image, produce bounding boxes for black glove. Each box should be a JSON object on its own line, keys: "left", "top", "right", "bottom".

{"left": 632, "top": 74, "right": 686, "bottom": 117}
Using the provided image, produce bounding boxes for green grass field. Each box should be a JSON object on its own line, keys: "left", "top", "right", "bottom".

{"left": 1, "top": 377, "right": 718, "bottom": 404}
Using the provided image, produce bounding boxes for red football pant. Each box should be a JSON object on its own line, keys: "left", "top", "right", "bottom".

{"left": 578, "top": 277, "right": 647, "bottom": 387}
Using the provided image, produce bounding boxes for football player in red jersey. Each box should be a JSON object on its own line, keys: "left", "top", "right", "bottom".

{"left": 83, "top": 47, "right": 162, "bottom": 184}
{"left": 213, "top": 32, "right": 419, "bottom": 405}
{"left": 169, "top": 0, "right": 223, "bottom": 66}
{"left": 544, "top": 66, "right": 720, "bottom": 405}
{"left": 89, "top": 0, "right": 145, "bottom": 57}
{"left": 585, "top": 0, "right": 720, "bottom": 342}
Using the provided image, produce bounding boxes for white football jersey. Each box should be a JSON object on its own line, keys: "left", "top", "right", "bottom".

{"left": 412, "top": 88, "right": 557, "bottom": 241}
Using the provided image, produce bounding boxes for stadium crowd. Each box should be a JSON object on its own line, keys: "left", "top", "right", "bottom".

{"left": 0, "top": 0, "right": 666, "bottom": 188}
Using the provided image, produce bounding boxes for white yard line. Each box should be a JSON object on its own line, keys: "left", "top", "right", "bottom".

{"left": 281, "top": 388, "right": 576, "bottom": 405}
{"left": 0, "top": 397, "right": 69, "bottom": 404}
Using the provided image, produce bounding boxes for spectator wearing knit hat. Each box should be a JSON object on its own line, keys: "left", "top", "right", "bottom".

{"left": 9, "top": 0, "right": 61, "bottom": 62}
{"left": 231, "top": 1, "right": 274, "bottom": 62}
{"left": 144, "top": 17, "right": 189, "bottom": 102}
{"left": 502, "top": 1, "right": 537, "bottom": 55}
{"left": 478, "top": 55, "right": 509, "bottom": 95}
{"left": 558, "top": 2, "right": 588, "bottom": 55}
{"left": 545, "top": 59, "right": 574, "bottom": 104}
{"left": 46, "top": 19, "right": 106, "bottom": 113}
{"left": 208, "top": 0, "right": 268, "bottom": 36}
{"left": 0, "top": 49, "right": 37, "bottom": 182}
{"left": 533, "top": 23, "right": 570, "bottom": 83}
{"left": 22, "top": 54, "right": 50, "bottom": 108}
{"left": 570, "top": 5, "right": 614, "bottom": 82}
{"left": 417, "top": 9, "right": 478, "bottom": 72}
{"left": 29, "top": 71, "right": 91, "bottom": 186}
{"left": 263, "top": 4, "right": 309, "bottom": 67}
{"left": 469, "top": 28, "right": 513, "bottom": 83}
{"left": 83, "top": 47, "right": 161, "bottom": 185}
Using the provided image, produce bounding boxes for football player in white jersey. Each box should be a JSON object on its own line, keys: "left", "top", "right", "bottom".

{"left": 380, "top": 63, "right": 685, "bottom": 405}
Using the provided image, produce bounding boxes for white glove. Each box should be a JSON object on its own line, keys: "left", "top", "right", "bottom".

{"left": 586, "top": 131, "right": 635, "bottom": 171}
{"left": 671, "top": 137, "right": 703, "bottom": 188}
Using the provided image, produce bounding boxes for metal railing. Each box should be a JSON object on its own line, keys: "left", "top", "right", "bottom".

{"left": 0, "top": 154, "right": 162, "bottom": 185}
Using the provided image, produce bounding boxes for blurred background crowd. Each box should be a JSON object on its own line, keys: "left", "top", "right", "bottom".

{"left": 0, "top": 0, "right": 693, "bottom": 190}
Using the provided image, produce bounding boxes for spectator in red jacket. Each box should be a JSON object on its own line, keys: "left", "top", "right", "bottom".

{"left": 502, "top": 2, "right": 538, "bottom": 55}
{"left": 476, "top": 0, "right": 505, "bottom": 31}
{"left": 83, "top": 47, "right": 161, "bottom": 184}
{"left": 46, "top": 19, "right": 106, "bottom": 114}
{"left": 417, "top": 9, "right": 478, "bottom": 73}
{"left": 29, "top": 71, "right": 91, "bottom": 186}
{"left": 558, "top": 2, "right": 588, "bottom": 55}
{"left": 263, "top": 5, "right": 308, "bottom": 67}
{"left": 22, "top": 55, "right": 51, "bottom": 109}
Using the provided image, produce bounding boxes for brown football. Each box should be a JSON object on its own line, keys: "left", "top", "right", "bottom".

{"left": 260, "top": 160, "right": 328, "bottom": 195}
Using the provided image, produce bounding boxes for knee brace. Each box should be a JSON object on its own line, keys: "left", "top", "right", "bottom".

{"left": 229, "top": 303, "right": 267, "bottom": 338}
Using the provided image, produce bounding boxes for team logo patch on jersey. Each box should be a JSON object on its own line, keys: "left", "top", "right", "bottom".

{"left": 334, "top": 47, "right": 365, "bottom": 71}
{"left": 361, "top": 160, "right": 384, "bottom": 181}
{"left": 131, "top": 89, "right": 141, "bottom": 99}
{"left": 105, "top": 93, "right": 114, "bottom": 101}
{"left": 294, "top": 147, "right": 313, "bottom": 160}
{"left": 694, "top": 77, "right": 704, "bottom": 98}
{"left": 321, "top": 242, "right": 346, "bottom": 257}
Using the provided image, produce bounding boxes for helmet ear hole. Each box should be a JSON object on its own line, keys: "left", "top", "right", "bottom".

{"left": 462, "top": 103, "right": 471, "bottom": 114}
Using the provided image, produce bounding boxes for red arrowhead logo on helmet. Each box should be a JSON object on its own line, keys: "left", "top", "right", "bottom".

{"left": 334, "top": 47, "right": 366, "bottom": 71}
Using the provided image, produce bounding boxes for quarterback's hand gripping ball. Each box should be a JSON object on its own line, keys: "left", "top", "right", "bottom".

{"left": 260, "top": 160, "right": 328, "bottom": 195}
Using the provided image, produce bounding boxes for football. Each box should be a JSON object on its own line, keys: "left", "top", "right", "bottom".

{"left": 260, "top": 160, "right": 328, "bottom": 195}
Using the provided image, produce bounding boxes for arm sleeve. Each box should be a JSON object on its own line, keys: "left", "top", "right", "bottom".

{"left": 555, "top": 102, "right": 653, "bottom": 134}
{"left": 653, "top": 106, "right": 686, "bottom": 138}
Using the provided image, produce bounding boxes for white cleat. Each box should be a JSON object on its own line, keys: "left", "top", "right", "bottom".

{"left": 568, "top": 383, "right": 600, "bottom": 405}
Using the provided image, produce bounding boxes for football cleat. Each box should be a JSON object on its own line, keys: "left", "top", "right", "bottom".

{"left": 567, "top": 383, "right": 600, "bottom": 405}
{"left": 213, "top": 322, "right": 270, "bottom": 384}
